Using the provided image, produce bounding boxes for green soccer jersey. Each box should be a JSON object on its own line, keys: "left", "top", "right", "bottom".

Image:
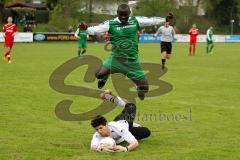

{"left": 75, "top": 29, "right": 87, "bottom": 48}
{"left": 108, "top": 16, "right": 140, "bottom": 60}
{"left": 87, "top": 16, "right": 165, "bottom": 79}
{"left": 78, "top": 30, "right": 87, "bottom": 42}
{"left": 87, "top": 16, "right": 165, "bottom": 57}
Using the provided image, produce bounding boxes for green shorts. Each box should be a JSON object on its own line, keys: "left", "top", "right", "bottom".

{"left": 207, "top": 40, "right": 213, "bottom": 45}
{"left": 78, "top": 41, "right": 87, "bottom": 49}
{"left": 103, "top": 54, "right": 146, "bottom": 80}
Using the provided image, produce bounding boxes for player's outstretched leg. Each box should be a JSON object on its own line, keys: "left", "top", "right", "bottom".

{"left": 100, "top": 89, "right": 151, "bottom": 139}
{"left": 131, "top": 79, "right": 149, "bottom": 100}
{"left": 95, "top": 66, "right": 110, "bottom": 89}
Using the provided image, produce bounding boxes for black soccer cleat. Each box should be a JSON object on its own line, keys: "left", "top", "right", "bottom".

{"left": 137, "top": 91, "right": 145, "bottom": 100}
{"left": 98, "top": 80, "right": 107, "bottom": 89}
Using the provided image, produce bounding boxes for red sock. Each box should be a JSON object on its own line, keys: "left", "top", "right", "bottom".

{"left": 5, "top": 51, "right": 10, "bottom": 61}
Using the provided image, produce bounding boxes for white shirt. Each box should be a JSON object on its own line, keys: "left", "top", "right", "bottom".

{"left": 74, "top": 28, "right": 79, "bottom": 37}
{"left": 155, "top": 25, "right": 175, "bottom": 42}
{"left": 87, "top": 16, "right": 165, "bottom": 35}
{"left": 91, "top": 120, "right": 137, "bottom": 148}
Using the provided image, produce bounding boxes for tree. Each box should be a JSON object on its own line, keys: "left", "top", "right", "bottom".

{"left": 204, "top": 0, "right": 239, "bottom": 27}
{"left": 49, "top": 0, "right": 81, "bottom": 31}
{"left": 46, "top": 0, "right": 58, "bottom": 10}
{"left": 134, "top": 0, "right": 178, "bottom": 17}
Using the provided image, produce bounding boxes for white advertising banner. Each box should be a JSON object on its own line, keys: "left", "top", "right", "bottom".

{"left": 0, "top": 32, "right": 33, "bottom": 42}
{"left": 172, "top": 34, "right": 229, "bottom": 43}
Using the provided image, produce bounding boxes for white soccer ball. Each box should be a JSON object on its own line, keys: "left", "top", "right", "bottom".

{"left": 99, "top": 137, "right": 116, "bottom": 148}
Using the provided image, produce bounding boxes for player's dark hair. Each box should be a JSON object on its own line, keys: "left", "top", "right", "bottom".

{"left": 168, "top": 12, "right": 174, "bottom": 18}
{"left": 78, "top": 21, "right": 87, "bottom": 30}
{"left": 91, "top": 115, "right": 107, "bottom": 128}
{"left": 166, "top": 12, "right": 174, "bottom": 22}
{"left": 117, "top": 4, "right": 131, "bottom": 16}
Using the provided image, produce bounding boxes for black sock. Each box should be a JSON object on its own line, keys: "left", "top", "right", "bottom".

{"left": 78, "top": 50, "right": 81, "bottom": 56}
{"left": 162, "top": 59, "right": 166, "bottom": 66}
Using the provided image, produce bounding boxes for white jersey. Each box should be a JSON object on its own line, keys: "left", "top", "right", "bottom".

{"left": 155, "top": 25, "right": 175, "bottom": 42}
{"left": 91, "top": 120, "right": 137, "bottom": 148}
{"left": 87, "top": 16, "right": 165, "bottom": 35}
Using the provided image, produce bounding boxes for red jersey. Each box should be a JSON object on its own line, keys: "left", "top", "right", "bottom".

{"left": 2, "top": 23, "right": 17, "bottom": 37}
{"left": 189, "top": 27, "right": 199, "bottom": 43}
{"left": 2, "top": 23, "right": 17, "bottom": 48}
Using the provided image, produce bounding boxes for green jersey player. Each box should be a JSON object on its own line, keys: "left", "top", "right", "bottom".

{"left": 206, "top": 26, "right": 214, "bottom": 54}
{"left": 87, "top": 4, "right": 165, "bottom": 100}
{"left": 75, "top": 22, "right": 88, "bottom": 57}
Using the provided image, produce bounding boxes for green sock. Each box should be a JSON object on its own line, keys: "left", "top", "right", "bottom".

{"left": 81, "top": 50, "right": 86, "bottom": 55}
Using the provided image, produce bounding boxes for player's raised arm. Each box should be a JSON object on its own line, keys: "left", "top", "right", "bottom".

{"left": 74, "top": 28, "right": 80, "bottom": 39}
{"left": 135, "top": 16, "right": 165, "bottom": 27}
{"left": 87, "top": 21, "right": 109, "bottom": 35}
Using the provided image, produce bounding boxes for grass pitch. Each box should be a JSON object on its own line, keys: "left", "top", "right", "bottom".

{"left": 0, "top": 42, "right": 239, "bottom": 160}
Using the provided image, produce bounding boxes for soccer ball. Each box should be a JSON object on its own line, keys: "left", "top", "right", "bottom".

{"left": 99, "top": 137, "right": 116, "bottom": 148}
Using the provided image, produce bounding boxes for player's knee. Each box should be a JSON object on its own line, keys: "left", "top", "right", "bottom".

{"left": 125, "top": 103, "right": 136, "bottom": 113}
{"left": 95, "top": 67, "right": 109, "bottom": 79}
{"left": 95, "top": 68, "right": 102, "bottom": 79}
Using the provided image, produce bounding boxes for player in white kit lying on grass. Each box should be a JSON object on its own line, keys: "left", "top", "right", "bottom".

{"left": 90, "top": 90, "right": 151, "bottom": 152}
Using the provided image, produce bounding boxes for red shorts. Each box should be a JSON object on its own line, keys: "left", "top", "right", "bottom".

{"left": 4, "top": 37, "right": 14, "bottom": 48}
{"left": 190, "top": 40, "right": 197, "bottom": 45}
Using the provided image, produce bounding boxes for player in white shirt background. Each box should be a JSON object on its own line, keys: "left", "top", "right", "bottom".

{"left": 90, "top": 89, "right": 151, "bottom": 152}
{"left": 154, "top": 19, "right": 176, "bottom": 69}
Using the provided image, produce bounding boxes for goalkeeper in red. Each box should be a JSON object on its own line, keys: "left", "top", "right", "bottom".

{"left": 1, "top": 16, "right": 17, "bottom": 64}
{"left": 188, "top": 24, "right": 199, "bottom": 56}
{"left": 87, "top": 4, "right": 166, "bottom": 100}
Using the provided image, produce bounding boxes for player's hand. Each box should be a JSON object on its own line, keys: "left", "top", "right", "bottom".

{"left": 113, "top": 145, "right": 128, "bottom": 152}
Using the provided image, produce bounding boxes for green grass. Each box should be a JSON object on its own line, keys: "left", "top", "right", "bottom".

{"left": 0, "top": 42, "right": 240, "bottom": 160}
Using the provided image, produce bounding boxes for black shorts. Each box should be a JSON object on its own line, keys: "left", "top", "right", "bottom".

{"left": 161, "top": 42, "right": 172, "bottom": 54}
